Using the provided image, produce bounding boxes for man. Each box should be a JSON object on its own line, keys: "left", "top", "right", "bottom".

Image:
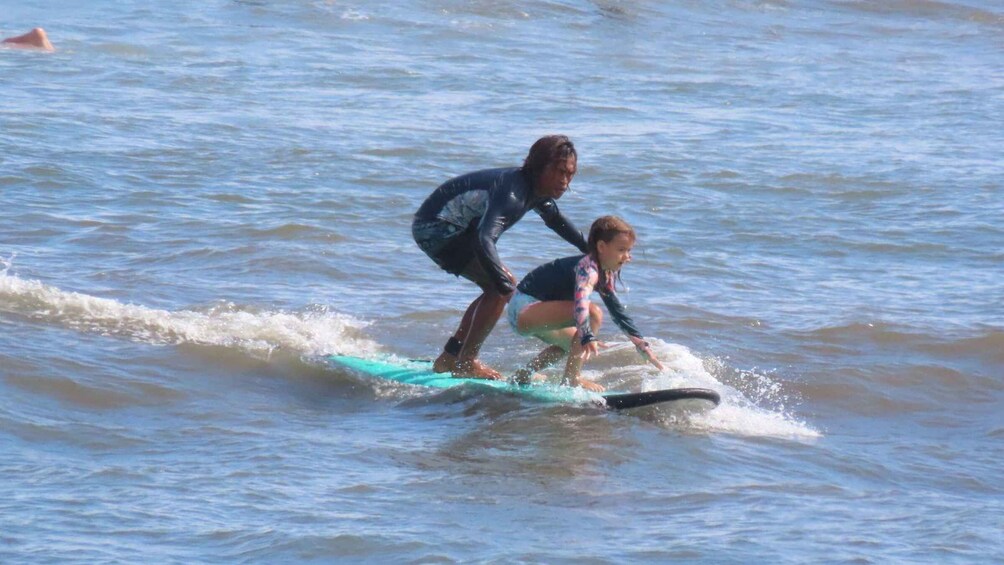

{"left": 412, "top": 135, "right": 588, "bottom": 379}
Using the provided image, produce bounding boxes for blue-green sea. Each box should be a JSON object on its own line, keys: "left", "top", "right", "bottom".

{"left": 2, "top": 1, "right": 1002, "bottom": 562}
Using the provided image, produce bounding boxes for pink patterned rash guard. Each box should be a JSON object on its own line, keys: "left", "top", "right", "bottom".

{"left": 573, "top": 255, "right": 608, "bottom": 343}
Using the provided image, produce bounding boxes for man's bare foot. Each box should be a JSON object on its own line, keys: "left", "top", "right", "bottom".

{"left": 453, "top": 358, "right": 504, "bottom": 380}
{"left": 2, "top": 28, "right": 54, "bottom": 51}
{"left": 432, "top": 351, "right": 456, "bottom": 373}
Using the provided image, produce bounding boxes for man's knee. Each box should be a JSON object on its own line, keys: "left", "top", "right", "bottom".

{"left": 485, "top": 288, "right": 514, "bottom": 306}
{"left": 498, "top": 270, "right": 517, "bottom": 301}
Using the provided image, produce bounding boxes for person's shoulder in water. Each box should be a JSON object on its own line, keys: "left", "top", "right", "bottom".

{"left": 2, "top": 28, "right": 54, "bottom": 52}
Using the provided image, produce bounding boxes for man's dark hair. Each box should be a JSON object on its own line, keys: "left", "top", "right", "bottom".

{"left": 522, "top": 135, "right": 577, "bottom": 183}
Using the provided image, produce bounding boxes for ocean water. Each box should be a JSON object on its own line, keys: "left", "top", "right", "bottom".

{"left": 2, "top": 0, "right": 1002, "bottom": 562}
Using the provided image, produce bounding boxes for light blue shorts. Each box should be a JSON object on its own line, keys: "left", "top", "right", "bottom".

{"left": 506, "top": 290, "right": 540, "bottom": 336}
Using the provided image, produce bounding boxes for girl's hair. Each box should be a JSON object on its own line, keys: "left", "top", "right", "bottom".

{"left": 587, "top": 215, "right": 636, "bottom": 292}
{"left": 522, "top": 135, "right": 577, "bottom": 183}
{"left": 587, "top": 215, "right": 636, "bottom": 256}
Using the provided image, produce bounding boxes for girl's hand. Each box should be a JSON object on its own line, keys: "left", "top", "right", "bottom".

{"left": 631, "top": 337, "right": 665, "bottom": 371}
{"left": 577, "top": 378, "right": 605, "bottom": 392}
{"left": 580, "top": 340, "right": 608, "bottom": 362}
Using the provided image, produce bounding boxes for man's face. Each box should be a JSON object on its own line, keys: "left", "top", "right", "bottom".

{"left": 537, "top": 156, "right": 577, "bottom": 199}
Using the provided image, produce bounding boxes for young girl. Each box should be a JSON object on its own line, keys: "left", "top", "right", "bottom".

{"left": 507, "top": 215, "right": 664, "bottom": 391}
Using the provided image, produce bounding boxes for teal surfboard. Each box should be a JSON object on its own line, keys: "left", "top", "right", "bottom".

{"left": 327, "top": 354, "right": 720, "bottom": 410}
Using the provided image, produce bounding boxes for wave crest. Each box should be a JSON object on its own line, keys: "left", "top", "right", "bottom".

{"left": 0, "top": 272, "right": 377, "bottom": 358}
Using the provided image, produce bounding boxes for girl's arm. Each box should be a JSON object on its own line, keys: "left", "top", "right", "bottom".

{"left": 629, "top": 335, "right": 665, "bottom": 371}
{"left": 573, "top": 257, "right": 599, "bottom": 346}
{"left": 598, "top": 290, "right": 642, "bottom": 339}
{"left": 599, "top": 290, "right": 664, "bottom": 371}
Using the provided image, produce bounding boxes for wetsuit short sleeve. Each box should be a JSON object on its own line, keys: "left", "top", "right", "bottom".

{"left": 534, "top": 199, "right": 588, "bottom": 253}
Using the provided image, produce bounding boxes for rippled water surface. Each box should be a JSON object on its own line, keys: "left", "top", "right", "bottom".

{"left": 2, "top": 1, "right": 1002, "bottom": 563}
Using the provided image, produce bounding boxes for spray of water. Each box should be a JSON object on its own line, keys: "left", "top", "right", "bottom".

{"left": 0, "top": 271, "right": 378, "bottom": 359}
{"left": 1, "top": 263, "right": 818, "bottom": 438}
{"left": 591, "top": 339, "right": 820, "bottom": 439}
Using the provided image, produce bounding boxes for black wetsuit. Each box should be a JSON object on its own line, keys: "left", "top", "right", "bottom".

{"left": 413, "top": 167, "right": 587, "bottom": 294}
{"left": 517, "top": 254, "right": 643, "bottom": 344}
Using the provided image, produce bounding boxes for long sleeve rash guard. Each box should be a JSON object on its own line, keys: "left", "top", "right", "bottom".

{"left": 414, "top": 167, "right": 588, "bottom": 294}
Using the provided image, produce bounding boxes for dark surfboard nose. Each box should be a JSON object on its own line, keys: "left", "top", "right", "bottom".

{"left": 602, "top": 388, "right": 721, "bottom": 410}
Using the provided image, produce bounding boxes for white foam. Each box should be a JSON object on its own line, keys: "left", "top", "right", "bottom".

{"left": 340, "top": 9, "right": 369, "bottom": 21}
{"left": 596, "top": 339, "right": 820, "bottom": 440}
{"left": 0, "top": 272, "right": 378, "bottom": 358}
{"left": 0, "top": 264, "right": 820, "bottom": 438}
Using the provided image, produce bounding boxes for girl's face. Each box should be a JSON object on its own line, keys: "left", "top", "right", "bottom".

{"left": 596, "top": 232, "right": 634, "bottom": 271}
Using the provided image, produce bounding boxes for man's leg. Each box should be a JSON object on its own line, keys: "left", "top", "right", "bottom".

{"left": 419, "top": 221, "right": 482, "bottom": 374}
{"left": 452, "top": 291, "right": 508, "bottom": 379}
{"left": 450, "top": 259, "right": 513, "bottom": 380}
{"left": 432, "top": 294, "right": 483, "bottom": 373}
